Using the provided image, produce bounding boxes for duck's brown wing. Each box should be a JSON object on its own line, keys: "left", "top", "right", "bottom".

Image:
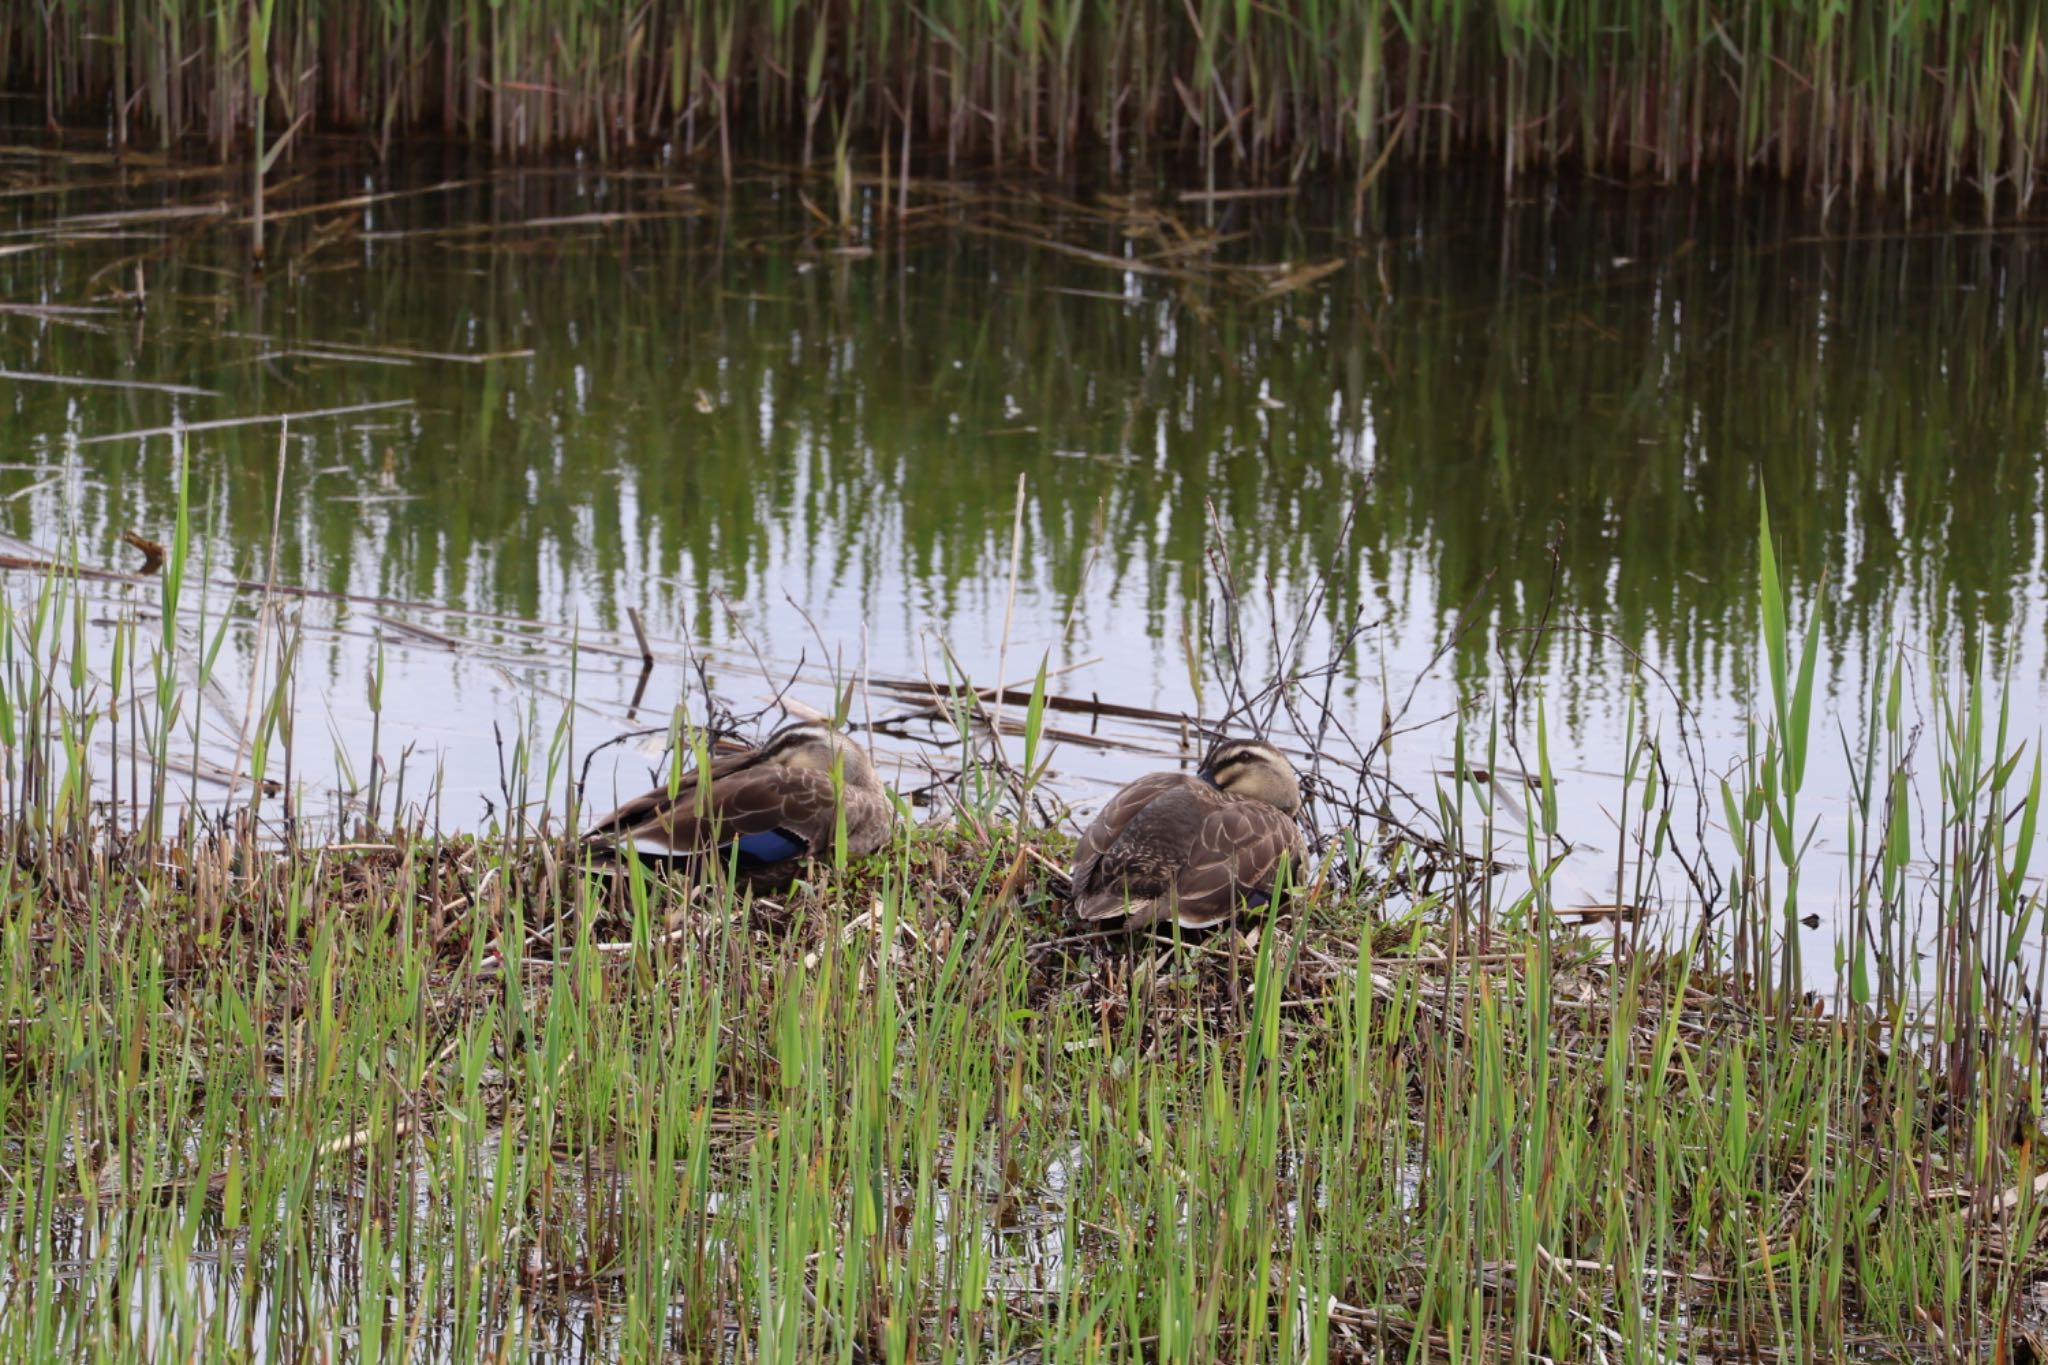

{"left": 582, "top": 777, "right": 697, "bottom": 845}
{"left": 1072, "top": 773, "right": 1187, "bottom": 880}
{"left": 583, "top": 747, "right": 844, "bottom": 856}
{"left": 580, "top": 747, "right": 753, "bottom": 845}
{"left": 1072, "top": 773, "right": 1203, "bottom": 922}
{"left": 1167, "top": 802, "right": 1310, "bottom": 929}
{"left": 632, "top": 766, "right": 846, "bottom": 858}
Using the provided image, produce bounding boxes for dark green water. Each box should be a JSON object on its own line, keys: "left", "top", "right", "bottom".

{"left": 1, "top": 148, "right": 2044, "bottom": 933}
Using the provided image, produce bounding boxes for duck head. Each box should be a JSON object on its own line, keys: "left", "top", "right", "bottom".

{"left": 1198, "top": 738, "right": 1302, "bottom": 815}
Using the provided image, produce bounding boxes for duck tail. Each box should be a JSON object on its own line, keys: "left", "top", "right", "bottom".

{"left": 1075, "top": 892, "right": 1161, "bottom": 925}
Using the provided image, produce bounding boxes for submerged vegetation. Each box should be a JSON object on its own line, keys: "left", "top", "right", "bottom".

{"left": 9, "top": 0, "right": 2048, "bottom": 213}
{"left": 0, "top": 444, "right": 2039, "bottom": 1360}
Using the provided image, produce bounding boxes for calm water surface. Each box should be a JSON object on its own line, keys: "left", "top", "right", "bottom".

{"left": 2, "top": 149, "right": 2044, "bottom": 947}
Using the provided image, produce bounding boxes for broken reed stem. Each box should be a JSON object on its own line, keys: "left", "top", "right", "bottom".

{"left": 626, "top": 607, "right": 654, "bottom": 670}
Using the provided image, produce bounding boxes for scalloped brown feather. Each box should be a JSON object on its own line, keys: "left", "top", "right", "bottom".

{"left": 1070, "top": 771, "right": 1307, "bottom": 929}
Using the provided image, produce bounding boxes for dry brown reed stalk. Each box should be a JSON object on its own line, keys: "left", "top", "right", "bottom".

{"left": 0, "top": 368, "right": 217, "bottom": 396}
{"left": 73, "top": 398, "right": 416, "bottom": 445}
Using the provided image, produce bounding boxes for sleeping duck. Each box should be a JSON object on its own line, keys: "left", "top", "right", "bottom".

{"left": 1071, "top": 738, "right": 1309, "bottom": 930}
{"left": 582, "top": 721, "right": 896, "bottom": 891}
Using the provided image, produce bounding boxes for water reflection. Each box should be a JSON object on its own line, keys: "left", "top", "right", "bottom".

{"left": 0, "top": 155, "right": 2043, "bottom": 903}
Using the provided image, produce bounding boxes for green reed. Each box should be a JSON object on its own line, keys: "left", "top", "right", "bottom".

{"left": 0, "top": 491, "right": 2038, "bottom": 1361}
{"left": 10, "top": 0, "right": 2048, "bottom": 212}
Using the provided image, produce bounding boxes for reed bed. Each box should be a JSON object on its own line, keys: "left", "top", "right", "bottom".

{"left": 0, "top": 441, "right": 2038, "bottom": 1363}
{"left": 10, "top": 0, "right": 2048, "bottom": 216}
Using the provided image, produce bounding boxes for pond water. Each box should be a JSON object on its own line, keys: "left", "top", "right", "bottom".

{"left": 2, "top": 146, "right": 2044, "bottom": 955}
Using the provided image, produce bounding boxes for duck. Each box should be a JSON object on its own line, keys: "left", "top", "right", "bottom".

{"left": 1070, "top": 738, "right": 1310, "bottom": 930}
{"left": 581, "top": 721, "right": 897, "bottom": 891}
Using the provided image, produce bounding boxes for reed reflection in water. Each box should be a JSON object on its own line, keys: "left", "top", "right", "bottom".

{"left": 0, "top": 160, "right": 2042, "bottom": 933}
